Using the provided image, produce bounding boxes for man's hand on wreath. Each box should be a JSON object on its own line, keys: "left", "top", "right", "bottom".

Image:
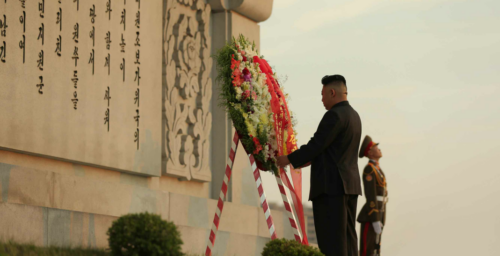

{"left": 277, "top": 155, "right": 290, "bottom": 168}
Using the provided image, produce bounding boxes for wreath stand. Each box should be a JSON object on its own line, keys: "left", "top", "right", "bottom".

{"left": 205, "top": 132, "right": 304, "bottom": 256}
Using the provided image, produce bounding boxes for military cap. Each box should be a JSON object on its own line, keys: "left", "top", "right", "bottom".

{"left": 359, "top": 135, "right": 379, "bottom": 158}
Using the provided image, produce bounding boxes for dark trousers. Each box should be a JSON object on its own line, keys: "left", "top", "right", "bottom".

{"left": 359, "top": 222, "right": 383, "bottom": 256}
{"left": 312, "top": 194, "right": 358, "bottom": 256}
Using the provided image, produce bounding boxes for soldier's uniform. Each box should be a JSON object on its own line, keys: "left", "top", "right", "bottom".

{"left": 357, "top": 136, "right": 388, "bottom": 256}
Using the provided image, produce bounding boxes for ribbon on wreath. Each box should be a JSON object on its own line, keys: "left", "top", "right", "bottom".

{"left": 253, "top": 56, "right": 308, "bottom": 245}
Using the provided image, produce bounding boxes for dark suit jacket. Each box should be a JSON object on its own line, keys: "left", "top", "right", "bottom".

{"left": 288, "top": 101, "right": 362, "bottom": 200}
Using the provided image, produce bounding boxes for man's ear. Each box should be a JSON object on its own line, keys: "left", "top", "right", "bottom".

{"left": 331, "top": 88, "right": 336, "bottom": 97}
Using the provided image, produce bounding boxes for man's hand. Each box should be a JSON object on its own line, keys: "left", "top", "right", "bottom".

{"left": 277, "top": 155, "right": 290, "bottom": 168}
{"left": 372, "top": 221, "right": 383, "bottom": 234}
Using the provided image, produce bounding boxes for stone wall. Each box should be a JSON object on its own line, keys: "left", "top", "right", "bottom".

{"left": 0, "top": 149, "right": 296, "bottom": 255}
{"left": 0, "top": 0, "right": 290, "bottom": 255}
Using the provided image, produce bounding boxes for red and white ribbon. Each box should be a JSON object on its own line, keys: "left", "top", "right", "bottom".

{"left": 205, "top": 132, "right": 239, "bottom": 256}
{"left": 249, "top": 154, "right": 277, "bottom": 240}
{"left": 276, "top": 171, "right": 303, "bottom": 243}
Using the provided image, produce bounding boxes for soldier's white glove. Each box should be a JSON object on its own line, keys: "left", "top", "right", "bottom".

{"left": 372, "top": 221, "right": 383, "bottom": 234}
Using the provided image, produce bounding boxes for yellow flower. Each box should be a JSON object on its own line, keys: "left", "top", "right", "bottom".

{"left": 240, "top": 110, "right": 248, "bottom": 119}
{"left": 241, "top": 82, "right": 249, "bottom": 91}
{"left": 245, "top": 119, "right": 257, "bottom": 137}
{"left": 259, "top": 113, "right": 269, "bottom": 125}
{"left": 258, "top": 124, "right": 264, "bottom": 134}
{"left": 235, "top": 87, "right": 243, "bottom": 100}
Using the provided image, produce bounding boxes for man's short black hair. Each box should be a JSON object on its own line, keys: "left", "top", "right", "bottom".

{"left": 321, "top": 74, "right": 346, "bottom": 87}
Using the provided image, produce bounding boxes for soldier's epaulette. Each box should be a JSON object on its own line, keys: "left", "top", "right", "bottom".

{"left": 363, "top": 165, "right": 374, "bottom": 175}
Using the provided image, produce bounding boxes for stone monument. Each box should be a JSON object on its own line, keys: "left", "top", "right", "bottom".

{"left": 0, "top": 1, "right": 299, "bottom": 255}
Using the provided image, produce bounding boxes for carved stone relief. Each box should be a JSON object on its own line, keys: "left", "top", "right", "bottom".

{"left": 163, "top": 0, "right": 212, "bottom": 182}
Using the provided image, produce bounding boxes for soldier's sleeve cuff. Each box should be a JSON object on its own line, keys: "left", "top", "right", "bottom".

{"left": 368, "top": 209, "right": 381, "bottom": 222}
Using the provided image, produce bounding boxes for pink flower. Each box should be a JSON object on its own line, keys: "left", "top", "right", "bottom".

{"left": 232, "top": 74, "right": 243, "bottom": 87}
{"left": 242, "top": 90, "right": 251, "bottom": 100}
{"left": 232, "top": 67, "right": 243, "bottom": 87}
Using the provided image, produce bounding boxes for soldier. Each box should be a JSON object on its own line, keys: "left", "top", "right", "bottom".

{"left": 357, "top": 135, "right": 388, "bottom": 256}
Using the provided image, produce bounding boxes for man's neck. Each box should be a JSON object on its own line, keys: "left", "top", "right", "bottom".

{"left": 369, "top": 158, "right": 380, "bottom": 164}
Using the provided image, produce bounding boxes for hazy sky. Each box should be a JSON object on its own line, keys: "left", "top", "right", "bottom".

{"left": 257, "top": 0, "right": 500, "bottom": 255}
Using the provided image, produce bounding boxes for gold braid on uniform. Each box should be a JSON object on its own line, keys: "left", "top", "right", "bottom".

{"left": 368, "top": 209, "right": 379, "bottom": 216}
{"left": 368, "top": 163, "right": 386, "bottom": 188}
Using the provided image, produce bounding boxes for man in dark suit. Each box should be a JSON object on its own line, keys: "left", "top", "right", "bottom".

{"left": 277, "top": 74, "right": 362, "bottom": 256}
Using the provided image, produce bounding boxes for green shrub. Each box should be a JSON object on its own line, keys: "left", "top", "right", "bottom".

{"left": 261, "top": 238, "right": 324, "bottom": 256}
{"left": 107, "top": 212, "right": 183, "bottom": 256}
{"left": 0, "top": 240, "right": 109, "bottom": 256}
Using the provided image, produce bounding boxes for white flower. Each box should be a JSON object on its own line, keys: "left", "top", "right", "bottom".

{"left": 260, "top": 73, "right": 267, "bottom": 83}
{"left": 241, "top": 82, "right": 250, "bottom": 91}
{"left": 251, "top": 81, "right": 259, "bottom": 90}
{"left": 235, "top": 87, "right": 243, "bottom": 100}
{"left": 251, "top": 114, "right": 260, "bottom": 127}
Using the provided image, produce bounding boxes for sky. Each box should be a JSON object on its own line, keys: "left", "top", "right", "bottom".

{"left": 257, "top": 0, "right": 500, "bottom": 255}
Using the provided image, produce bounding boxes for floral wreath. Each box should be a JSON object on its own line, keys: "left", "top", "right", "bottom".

{"left": 214, "top": 35, "right": 298, "bottom": 175}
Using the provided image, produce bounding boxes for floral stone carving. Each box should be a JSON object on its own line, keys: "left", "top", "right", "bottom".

{"left": 163, "top": 0, "right": 212, "bottom": 182}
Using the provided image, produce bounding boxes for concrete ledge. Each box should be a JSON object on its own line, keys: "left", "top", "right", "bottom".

{"left": 208, "top": 0, "right": 274, "bottom": 22}
{"left": 257, "top": 207, "right": 295, "bottom": 240}
{"left": 0, "top": 161, "right": 296, "bottom": 250}
{"left": 0, "top": 202, "right": 275, "bottom": 255}
{"left": 0, "top": 202, "right": 45, "bottom": 246}
{"left": 2, "top": 165, "right": 170, "bottom": 218}
{"left": 169, "top": 193, "right": 260, "bottom": 236}
{"left": 0, "top": 202, "right": 117, "bottom": 248}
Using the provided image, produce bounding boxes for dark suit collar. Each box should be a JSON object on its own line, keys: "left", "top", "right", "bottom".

{"left": 330, "top": 101, "right": 349, "bottom": 109}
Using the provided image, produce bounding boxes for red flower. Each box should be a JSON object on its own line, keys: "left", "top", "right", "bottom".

{"left": 232, "top": 75, "right": 243, "bottom": 88}
{"left": 243, "top": 68, "right": 250, "bottom": 76}
{"left": 233, "top": 68, "right": 241, "bottom": 77}
{"left": 242, "top": 55, "right": 247, "bottom": 62}
{"left": 232, "top": 77, "right": 242, "bottom": 87}
{"left": 242, "top": 90, "right": 251, "bottom": 100}
{"left": 231, "top": 57, "right": 241, "bottom": 70}
{"left": 253, "top": 137, "right": 263, "bottom": 154}
{"left": 232, "top": 64, "right": 243, "bottom": 87}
